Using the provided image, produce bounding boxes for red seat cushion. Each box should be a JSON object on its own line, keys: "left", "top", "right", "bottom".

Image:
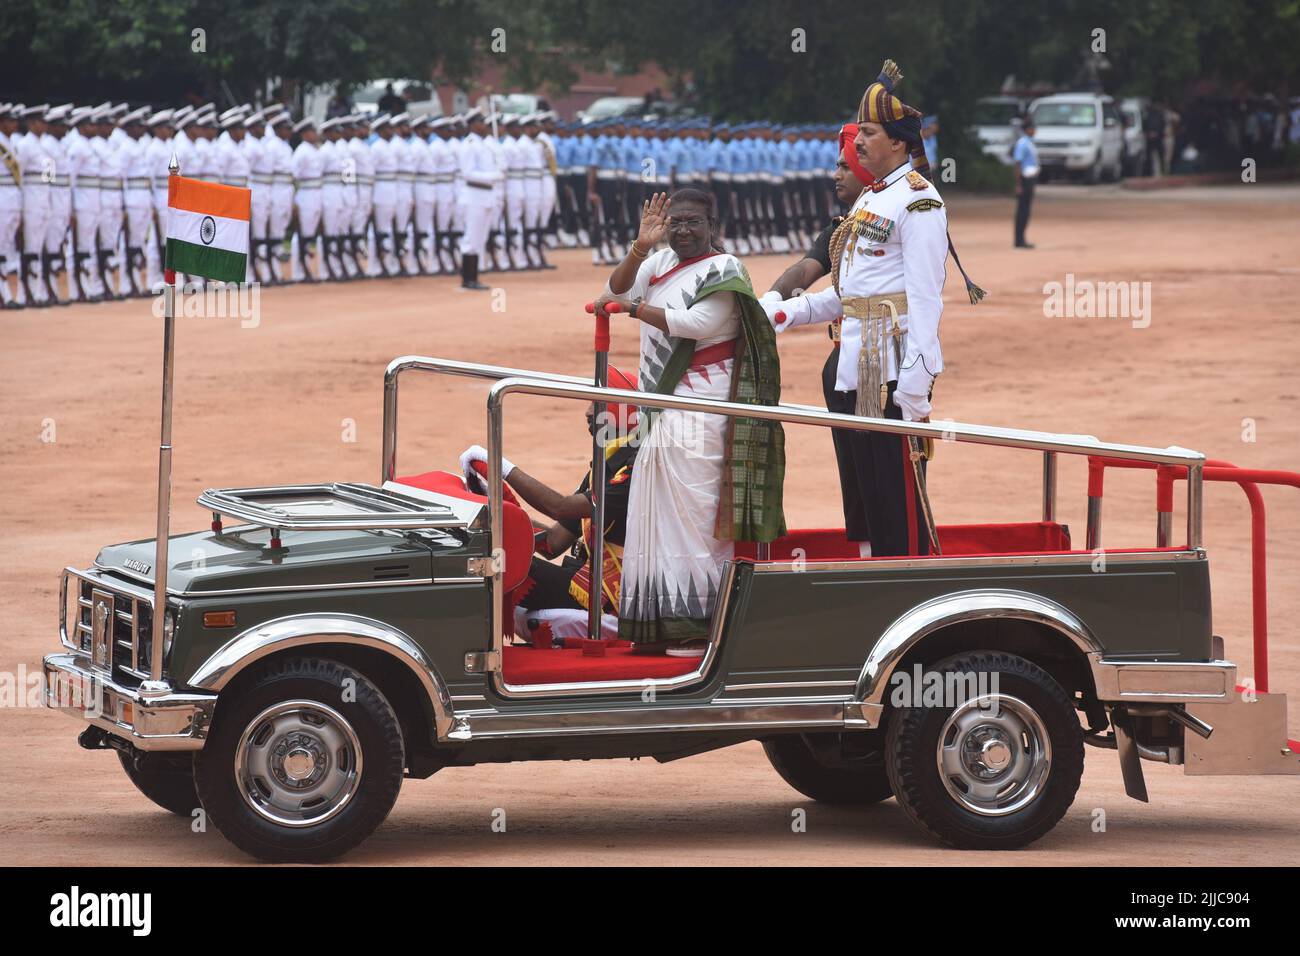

{"left": 395, "top": 470, "right": 533, "bottom": 594}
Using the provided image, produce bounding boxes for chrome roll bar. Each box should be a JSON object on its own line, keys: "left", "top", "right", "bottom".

{"left": 382, "top": 355, "right": 1206, "bottom": 695}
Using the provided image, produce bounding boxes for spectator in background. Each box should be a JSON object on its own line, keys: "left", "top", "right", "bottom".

{"left": 378, "top": 83, "right": 404, "bottom": 116}
{"left": 1144, "top": 101, "right": 1166, "bottom": 176}
{"left": 1161, "top": 102, "right": 1179, "bottom": 175}
{"left": 1012, "top": 117, "right": 1039, "bottom": 248}
{"left": 921, "top": 114, "right": 939, "bottom": 172}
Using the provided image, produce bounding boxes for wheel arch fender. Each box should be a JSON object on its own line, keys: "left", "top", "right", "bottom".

{"left": 855, "top": 589, "right": 1103, "bottom": 709}
{"left": 187, "top": 613, "right": 454, "bottom": 739}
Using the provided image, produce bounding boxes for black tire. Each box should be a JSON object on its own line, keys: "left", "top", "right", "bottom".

{"left": 763, "top": 733, "right": 893, "bottom": 806}
{"left": 885, "top": 652, "right": 1083, "bottom": 850}
{"left": 117, "top": 750, "right": 200, "bottom": 816}
{"left": 194, "top": 656, "right": 405, "bottom": 863}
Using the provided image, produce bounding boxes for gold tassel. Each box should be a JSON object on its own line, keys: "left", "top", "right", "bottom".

{"left": 880, "top": 59, "right": 903, "bottom": 89}
{"left": 965, "top": 279, "right": 987, "bottom": 305}
{"left": 855, "top": 331, "right": 872, "bottom": 417}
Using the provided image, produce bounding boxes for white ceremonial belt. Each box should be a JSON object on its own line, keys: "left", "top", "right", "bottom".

{"left": 251, "top": 174, "right": 274, "bottom": 185}
{"left": 50, "top": 175, "right": 72, "bottom": 187}
{"left": 98, "top": 177, "right": 123, "bottom": 188}
{"left": 374, "top": 173, "right": 396, "bottom": 181}
{"left": 274, "top": 173, "right": 294, "bottom": 184}
{"left": 357, "top": 175, "right": 375, "bottom": 185}
{"left": 75, "top": 177, "right": 101, "bottom": 188}
{"left": 396, "top": 172, "right": 415, "bottom": 182}
{"left": 713, "top": 172, "right": 732, "bottom": 181}
{"left": 221, "top": 177, "right": 248, "bottom": 187}
{"left": 295, "top": 178, "right": 322, "bottom": 189}
{"left": 595, "top": 171, "right": 617, "bottom": 180}
{"left": 126, "top": 177, "right": 152, "bottom": 188}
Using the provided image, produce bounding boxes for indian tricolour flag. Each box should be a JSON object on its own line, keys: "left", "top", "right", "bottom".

{"left": 165, "top": 176, "right": 251, "bottom": 284}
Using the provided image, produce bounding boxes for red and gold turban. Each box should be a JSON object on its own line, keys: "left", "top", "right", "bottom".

{"left": 857, "top": 59, "right": 930, "bottom": 180}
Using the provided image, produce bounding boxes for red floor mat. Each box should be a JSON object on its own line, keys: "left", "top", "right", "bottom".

{"left": 502, "top": 644, "right": 700, "bottom": 684}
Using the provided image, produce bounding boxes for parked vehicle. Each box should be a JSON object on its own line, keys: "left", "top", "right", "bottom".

{"left": 44, "top": 356, "right": 1300, "bottom": 861}
{"left": 969, "top": 95, "right": 1031, "bottom": 165}
{"left": 1028, "top": 92, "right": 1125, "bottom": 183}
{"left": 577, "top": 96, "right": 647, "bottom": 124}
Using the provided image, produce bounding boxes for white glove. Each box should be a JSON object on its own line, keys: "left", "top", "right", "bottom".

{"left": 758, "top": 291, "right": 794, "bottom": 332}
{"left": 893, "top": 389, "right": 931, "bottom": 423}
{"left": 459, "top": 444, "right": 514, "bottom": 490}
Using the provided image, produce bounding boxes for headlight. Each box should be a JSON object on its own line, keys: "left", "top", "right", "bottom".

{"left": 163, "top": 610, "right": 175, "bottom": 659}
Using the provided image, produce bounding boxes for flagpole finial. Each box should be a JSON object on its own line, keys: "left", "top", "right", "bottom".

{"left": 169, "top": 153, "right": 179, "bottom": 175}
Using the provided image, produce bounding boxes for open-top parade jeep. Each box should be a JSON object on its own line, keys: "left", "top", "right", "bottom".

{"left": 43, "top": 355, "right": 1300, "bottom": 861}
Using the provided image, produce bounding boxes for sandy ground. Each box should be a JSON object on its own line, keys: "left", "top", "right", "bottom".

{"left": 2, "top": 183, "right": 1298, "bottom": 866}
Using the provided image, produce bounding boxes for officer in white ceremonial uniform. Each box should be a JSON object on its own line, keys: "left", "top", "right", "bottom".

{"left": 410, "top": 115, "right": 437, "bottom": 274}
{"left": 145, "top": 109, "right": 175, "bottom": 291}
{"left": 533, "top": 112, "right": 560, "bottom": 247}
{"left": 445, "top": 115, "right": 467, "bottom": 269}
{"left": 267, "top": 112, "right": 295, "bottom": 282}
{"left": 120, "top": 106, "right": 156, "bottom": 295}
{"left": 290, "top": 117, "right": 324, "bottom": 281}
{"left": 0, "top": 104, "right": 23, "bottom": 306}
{"left": 455, "top": 108, "right": 496, "bottom": 290}
{"left": 761, "top": 61, "right": 955, "bottom": 558}
{"left": 428, "top": 117, "right": 458, "bottom": 272}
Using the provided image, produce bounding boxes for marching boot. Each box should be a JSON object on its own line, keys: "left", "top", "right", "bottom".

{"left": 523, "top": 229, "right": 542, "bottom": 270}
{"left": 23, "top": 253, "right": 48, "bottom": 305}
{"left": 290, "top": 233, "right": 304, "bottom": 282}
{"left": 124, "top": 247, "right": 144, "bottom": 297}
{"left": 458, "top": 252, "right": 488, "bottom": 291}
{"left": 322, "top": 237, "right": 340, "bottom": 281}
{"left": 533, "top": 230, "right": 556, "bottom": 270}
{"left": 41, "top": 253, "right": 64, "bottom": 305}
{"left": 0, "top": 256, "right": 18, "bottom": 309}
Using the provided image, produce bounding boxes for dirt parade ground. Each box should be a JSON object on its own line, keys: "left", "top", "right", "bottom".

{"left": 2, "top": 182, "right": 1298, "bottom": 866}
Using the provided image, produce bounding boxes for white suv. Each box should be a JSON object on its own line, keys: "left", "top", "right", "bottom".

{"left": 1028, "top": 92, "right": 1124, "bottom": 183}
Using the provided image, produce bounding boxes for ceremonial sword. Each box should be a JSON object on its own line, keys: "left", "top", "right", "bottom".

{"left": 888, "top": 312, "right": 942, "bottom": 555}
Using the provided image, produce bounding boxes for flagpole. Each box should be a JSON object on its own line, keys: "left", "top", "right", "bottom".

{"left": 145, "top": 155, "right": 180, "bottom": 693}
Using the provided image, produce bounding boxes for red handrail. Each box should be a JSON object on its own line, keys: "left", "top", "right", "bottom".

{"left": 1088, "top": 456, "right": 1300, "bottom": 694}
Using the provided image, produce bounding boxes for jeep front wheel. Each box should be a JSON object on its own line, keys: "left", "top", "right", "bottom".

{"left": 117, "top": 750, "right": 200, "bottom": 816}
{"left": 194, "top": 656, "right": 405, "bottom": 863}
{"left": 763, "top": 733, "right": 893, "bottom": 805}
{"left": 885, "top": 652, "right": 1083, "bottom": 849}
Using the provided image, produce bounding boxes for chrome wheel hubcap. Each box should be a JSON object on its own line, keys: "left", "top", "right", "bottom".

{"left": 235, "top": 700, "right": 363, "bottom": 827}
{"left": 937, "top": 694, "right": 1051, "bottom": 817}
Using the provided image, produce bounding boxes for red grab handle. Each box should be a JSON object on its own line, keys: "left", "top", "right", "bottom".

{"left": 584, "top": 301, "right": 623, "bottom": 352}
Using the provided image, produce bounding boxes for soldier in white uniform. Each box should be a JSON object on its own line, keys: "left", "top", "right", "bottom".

{"left": 267, "top": 112, "right": 295, "bottom": 283}
{"left": 290, "top": 117, "right": 324, "bottom": 281}
{"left": 40, "top": 105, "right": 74, "bottom": 303}
{"left": 318, "top": 117, "right": 348, "bottom": 280}
{"left": 14, "top": 105, "right": 53, "bottom": 304}
{"left": 369, "top": 114, "right": 398, "bottom": 277}
{"left": 121, "top": 107, "right": 155, "bottom": 295}
{"left": 389, "top": 113, "right": 418, "bottom": 275}
{"left": 428, "top": 117, "right": 458, "bottom": 273}
{"left": 444, "top": 115, "right": 468, "bottom": 271}
{"left": 520, "top": 114, "right": 554, "bottom": 269}
{"left": 346, "top": 115, "right": 377, "bottom": 278}
{"left": 145, "top": 109, "right": 176, "bottom": 291}
{"left": 533, "top": 111, "right": 561, "bottom": 248}
{"left": 410, "top": 115, "right": 437, "bottom": 274}
{"left": 483, "top": 112, "right": 509, "bottom": 272}
{"left": 500, "top": 115, "right": 527, "bottom": 270}
{"left": 0, "top": 104, "right": 24, "bottom": 307}
{"left": 455, "top": 108, "right": 496, "bottom": 290}
{"left": 241, "top": 111, "right": 272, "bottom": 282}
{"left": 336, "top": 116, "right": 360, "bottom": 278}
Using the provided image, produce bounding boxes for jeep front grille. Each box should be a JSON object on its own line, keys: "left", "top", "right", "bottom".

{"left": 62, "top": 568, "right": 160, "bottom": 681}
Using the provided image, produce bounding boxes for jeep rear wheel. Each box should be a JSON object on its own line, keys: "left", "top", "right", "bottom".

{"left": 885, "top": 652, "right": 1083, "bottom": 849}
{"left": 117, "top": 750, "right": 200, "bottom": 817}
{"left": 763, "top": 733, "right": 893, "bottom": 805}
{"left": 194, "top": 656, "right": 405, "bottom": 863}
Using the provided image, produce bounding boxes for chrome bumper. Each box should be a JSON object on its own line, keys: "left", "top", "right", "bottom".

{"left": 43, "top": 653, "right": 215, "bottom": 751}
{"left": 1090, "top": 657, "right": 1236, "bottom": 704}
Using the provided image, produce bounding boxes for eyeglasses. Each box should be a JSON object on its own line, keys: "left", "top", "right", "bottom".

{"left": 667, "top": 217, "right": 707, "bottom": 230}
